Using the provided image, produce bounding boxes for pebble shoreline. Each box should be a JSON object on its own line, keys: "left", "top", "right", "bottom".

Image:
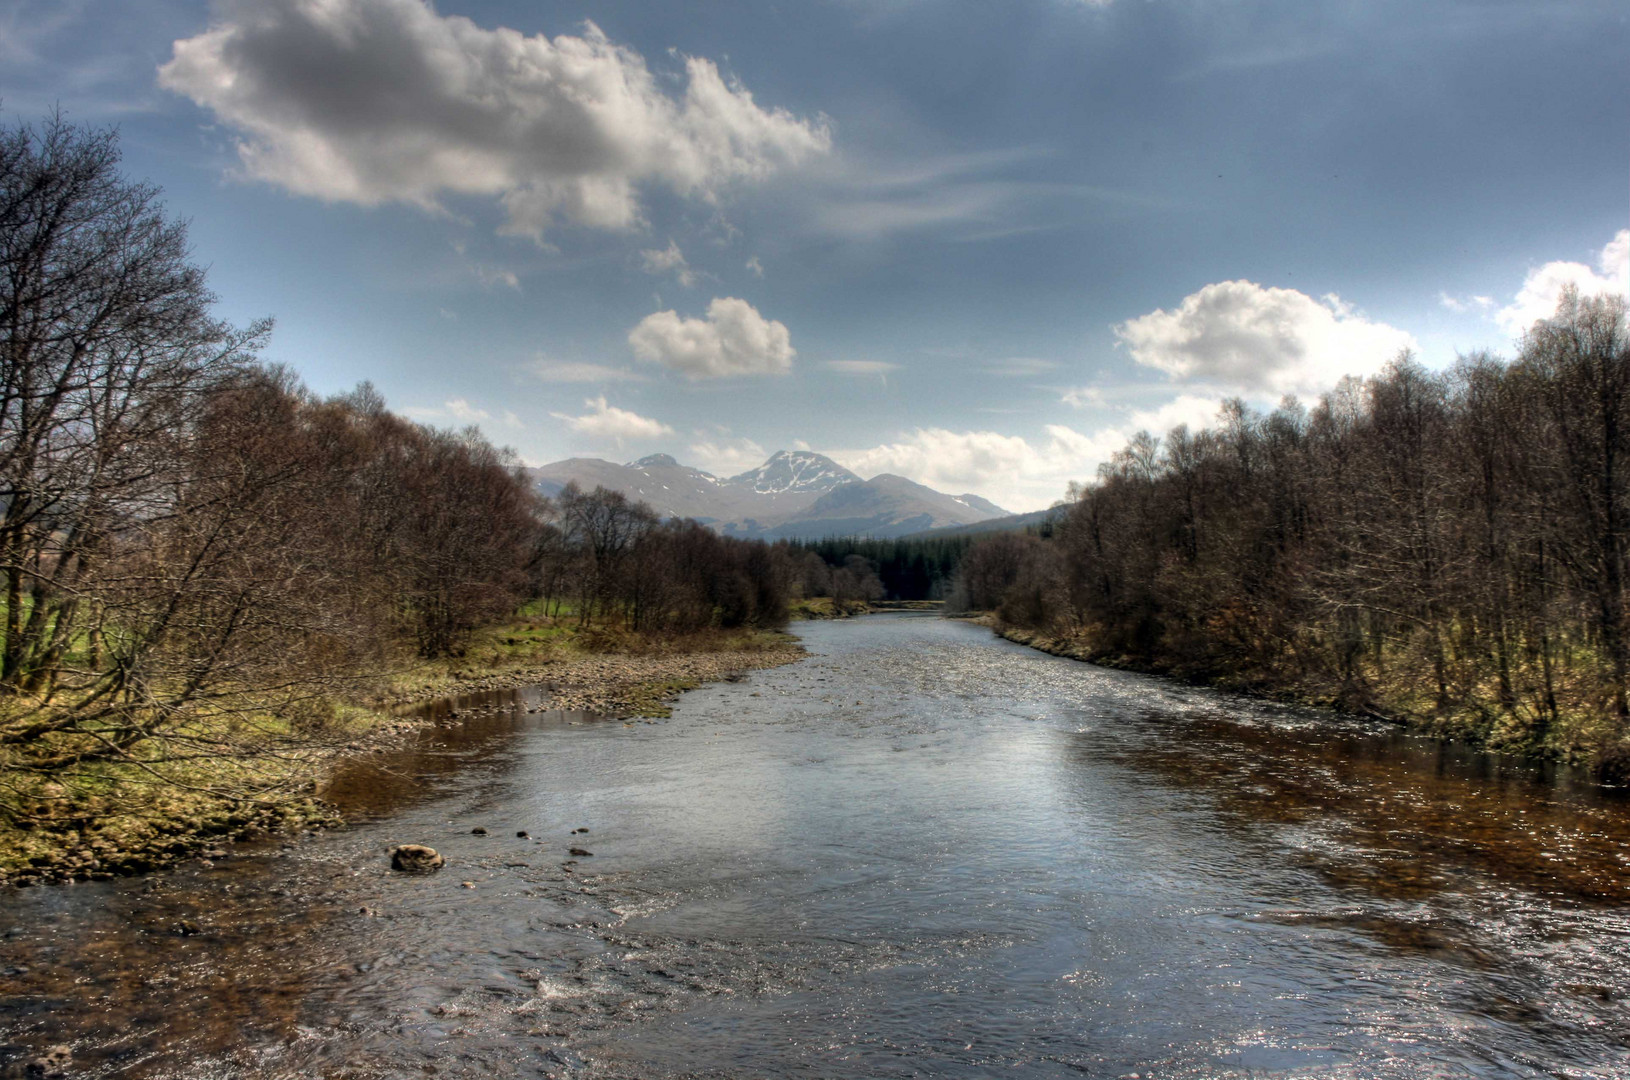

{"left": 1, "top": 641, "right": 807, "bottom": 889}
{"left": 378, "top": 642, "right": 808, "bottom": 714}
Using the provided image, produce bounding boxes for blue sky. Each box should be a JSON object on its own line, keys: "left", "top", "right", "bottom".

{"left": 3, "top": 0, "right": 1626, "bottom": 510}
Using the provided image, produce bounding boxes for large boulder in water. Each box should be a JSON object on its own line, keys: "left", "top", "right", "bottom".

{"left": 389, "top": 844, "right": 444, "bottom": 873}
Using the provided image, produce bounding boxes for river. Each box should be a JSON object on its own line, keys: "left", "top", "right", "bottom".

{"left": 3, "top": 613, "right": 1630, "bottom": 1078}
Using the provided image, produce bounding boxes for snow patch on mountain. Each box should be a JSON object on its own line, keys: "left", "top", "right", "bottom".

{"left": 726, "top": 450, "right": 858, "bottom": 495}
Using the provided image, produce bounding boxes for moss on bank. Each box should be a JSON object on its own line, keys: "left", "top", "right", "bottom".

{"left": 0, "top": 618, "right": 804, "bottom": 888}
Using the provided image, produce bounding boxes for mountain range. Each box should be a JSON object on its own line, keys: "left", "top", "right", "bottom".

{"left": 529, "top": 450, "right": 1009, "bottom": 539}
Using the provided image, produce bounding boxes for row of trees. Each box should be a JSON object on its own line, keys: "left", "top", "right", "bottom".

{"left": 965, "top": 290, "right": 1630, "bottom": 759}
{"left": 537, "top": 483, "right": 790, "bottom": 633}
{"left": 787, "top": 536, "right": 976, "bottom": 601}
{"left": 0, "top": 117, "right": 792, "bottom": 783}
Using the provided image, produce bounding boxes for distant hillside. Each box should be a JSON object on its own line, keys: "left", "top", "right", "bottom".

{"left": 529, "top": 450, "right": 1009, "bottom": 538}
{"left": 900, "top": 504, "right": 1067, "bottom": 540}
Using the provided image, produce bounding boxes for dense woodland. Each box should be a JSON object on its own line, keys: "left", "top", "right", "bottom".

{"left": 784, "top": 536, "right": 975, "bottom": 601}
{"left": 958, "top": 290, "right": 1630, "bottom": 765}
{"left": 0, "top": 118, "right": 794, "bottom": 785}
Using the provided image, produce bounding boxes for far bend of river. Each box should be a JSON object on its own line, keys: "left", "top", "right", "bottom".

{"left": 5, "top": 614, "right": 1630, "bottom": 1079}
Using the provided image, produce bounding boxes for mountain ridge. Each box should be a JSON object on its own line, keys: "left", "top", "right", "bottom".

{"left": 529, "top": 449, "right": 1009, "bottom": 539}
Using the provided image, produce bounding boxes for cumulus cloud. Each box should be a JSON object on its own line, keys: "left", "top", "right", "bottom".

{"left": 640, "top": 240, "right": 695, "bottom": 287}
{"left": 829, "top": 427, "right": 1101, "bottom": 510}
{"left": 529, "top": 359, "right": 645, "bottom": 384}
{"left": 687, "top": 435, "right": 768, "bottom": 476}
{"left": 629, "top": 297, "right": 794, "bottom": 378}
{"left": 834, "top": 428, "right": 1039, "bottom": 494}
{"left": 159, "top": 0, "right": 830, "bottom": 240}
{"left": 1496, "top": 229, "right": 1629, "bottom": 337}
{"left": 1115, "top": 281, "right": 1416, "bottom": 397}
{"left": 826, "top": 395, "right": 1233, "bottom": 511}
{"left": 552, "top": 395, "right": 672, "bottom": 442}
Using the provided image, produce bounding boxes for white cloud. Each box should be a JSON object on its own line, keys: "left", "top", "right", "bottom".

{"left": 629, "top": 297, "right": 794, "bottom": 378}
{"left": 985, "top": 356, "right": 1061, "bottom": 377}
{"left": 1061, "top": 385, "right": 1103, "bottom": 408}
{"left": 1437, "top": 291, "right": 1495, "bottom": 315}
{"left": 472, "top": 264, "right": 521, "bottom": 291}
{"left": 834, "top": 428, "right": 1038, "bottom": 494}
{"left": 529, "top": 359, "right": 645, "bottom": 383}
{"left": 827, "top": 359, "right": 900, "bottom": 375}
{"left": 640, "top": 240, "right": 695, "bottom": 287}
{"left": 445, "top": 398, "right": 489, "bottom": 423}
{"left": 402, "top": 397, "right": 506, "bottom": 425}
{"left": 687, "top": 435, "right": 767, "bottom": 476}
{"left": 552, "top": 395, "right": 673, "bottom": 442}
{"left": 745, "top": 255, "right": 765, "bottom": 278}
{"left": 1496, "top": 229, "right": 1630, "bottom": 337}
{"left": 1123, "top": 393, "right": 1230, "bottom": 436}
{"left": 1115, "top": 281, "right": 1416, "bottom": 397}
{"left": 828, "top": 427, "right": 1097, "bottom": 511}
{"left": 825, "top": 395, "right": 1232, "bottom": 511}
{"left": 159, "top": 0, "right": 830, "bottom": 240}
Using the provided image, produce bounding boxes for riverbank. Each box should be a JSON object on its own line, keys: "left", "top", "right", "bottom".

{"left": 788, "top": 598, "right": 943, "bottom": 619}
{"left": 0, "top": 622, "right": 804, "bottom": 888}
{"left": 987, "top": 621, "right": 1624, "bottom": 774}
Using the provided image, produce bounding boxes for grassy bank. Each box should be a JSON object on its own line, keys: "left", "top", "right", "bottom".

{"left": 0, "top": 613, "right": 804, "bottom": 888}
{"left": 988, "top": 621, "right": 1625, "bottom": 773}
{"left": 788, "top": 597, "right": 871, "bottom": 619}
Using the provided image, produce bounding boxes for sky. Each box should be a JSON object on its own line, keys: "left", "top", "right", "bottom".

{"left": 2, "top": 0, "right": 1627, "bottom": 511}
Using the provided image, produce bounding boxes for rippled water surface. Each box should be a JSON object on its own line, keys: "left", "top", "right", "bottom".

{"left": 5, "top": 614, "right": 1630, "bottom": 1078}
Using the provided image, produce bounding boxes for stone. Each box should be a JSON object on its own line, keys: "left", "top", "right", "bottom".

{"left": 470, "top": 827, "right": 488, "bottom": 835}
{"left": 25, "top": 1044, "right": 71, "bottom": 1078}
{"left": 568, "top": 847, "right": 593, "bottom": 857}
{"left": 388, "top": 845, "right": 445, "bottom": 873}
{"left": 516, "top": 830, "right": 530, "bottom": 839}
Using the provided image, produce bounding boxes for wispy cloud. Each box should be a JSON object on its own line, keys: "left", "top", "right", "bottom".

{"left": 529, "top": 359, "right": 647, "bottom": 384}
{"left": 985, "top": 357, "right": 1061, "bottom": 377}
{"left": 827, "top": 359, "right": 900, "bottom": 375}
{"left": 640, "top": 240, "right": 696, "bottom": 288}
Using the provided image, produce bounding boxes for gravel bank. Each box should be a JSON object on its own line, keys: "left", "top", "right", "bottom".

{"left": 2, "top": 640, "right": 806, "bottom": 888}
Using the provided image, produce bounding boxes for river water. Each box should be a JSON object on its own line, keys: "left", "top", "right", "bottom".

{"left": 4, "top": 613, "right": 1630, "bottom": 1078}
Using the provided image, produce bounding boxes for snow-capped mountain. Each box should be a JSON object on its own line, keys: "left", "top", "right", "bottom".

{"left": 725, "top": 450, "right": 858, "bottom": 496}
{"left": 529, "top": 450, "right": 1009, "bottom": 538}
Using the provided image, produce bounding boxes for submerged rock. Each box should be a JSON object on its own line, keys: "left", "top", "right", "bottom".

{"left": 470, "top": 826, "right": 488, "bottom": 836}
{"left": 388, "top": 844, "right": 445, "bottom": 872}
{"left": 24, "top": 1044, "right": 71, "bottom": 1078}
{"left": 568, "top": 847, "right": 593, "bottom": 857}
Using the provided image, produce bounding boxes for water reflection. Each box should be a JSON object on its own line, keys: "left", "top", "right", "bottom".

{"left": 3, "top": 616, "right": 1629, "bottom": 1079}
